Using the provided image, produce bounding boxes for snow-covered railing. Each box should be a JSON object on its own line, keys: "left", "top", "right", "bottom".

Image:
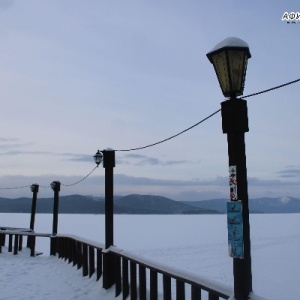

{"left": 1, "top": 231, "right": 268, "bottom": 299}
{"left": 52, "top": 234, "right": 232, "bottom": 300}
{"left": 54, "top": 234, "right": 105, "bottom": 280}
{"left": 109, "top": 245, "right": 232, "bottom": 300}
{"left": 0, "top": 227, "right": 51, "bottom": 256}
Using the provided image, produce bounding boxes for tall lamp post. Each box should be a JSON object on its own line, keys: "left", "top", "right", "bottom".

{"left": 27, "top": 184, "right": 39, "bottom": 248}
{"left": 207, "top": 37, "right": 252, "bottom": 300}
{"left": 94, "top": 149, "right": 115, "bottom": 289}
{"left": 50, "top": 180, "right": 61, "bottom": 256}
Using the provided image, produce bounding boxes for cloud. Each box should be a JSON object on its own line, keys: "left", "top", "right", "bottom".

{"left": 0, "top": 145, "right": 96, "bottom": 164}
{"left": 0, "top": 137, "right": 33, "bottom": 151}
{"left": 118, "top": 153, "right": 194, "bottom": 166}
{"left": 62, "top": 153, "right": 93, "bottom": 163}
{"left": 277, "top": 166, "right": 300, "bottom": 178}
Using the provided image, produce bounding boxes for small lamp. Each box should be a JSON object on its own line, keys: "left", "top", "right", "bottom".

{"left": 93, "top": 150, "right": 103, "bottom": 166}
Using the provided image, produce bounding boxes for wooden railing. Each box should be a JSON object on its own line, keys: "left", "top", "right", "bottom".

{"left": 54, "top": 234, "right": 232, "bottom": 300}
{"left": 1, "top": 229, "right": 234, "bottom": 299}
{"left": 0, "top": 227, "right": 51, "bottom": 256}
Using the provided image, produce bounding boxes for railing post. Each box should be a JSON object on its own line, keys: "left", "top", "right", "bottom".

{"left": 0, "top": 229, "right": 5, "bottom": 246}
{"left": 8, "top": 234, "right": 12, "bottom": 252}
{"left": 130, "top": 261, "right": 137, "bottom": 300}
{"left": 77, "top": 242, "right": 82, "bottom": 269}
{"left": 139, "top": 265, "right": 146, "bottom": 300}
{"left": 176, "top": 280, "right": 185, "bottom": 300}
{"left": 150, "top": 270, "right": 158, "bottom": 300}
{"left": 191, "top": 285, "right": 202, "bottom": 300}
{"left": 30, "top": 235, "right": 36, "bottom": 257}
{"left": 18, "top": 235, "right": 23, "bottom": 251}
{"left": 89, "top": 246, "right": 95, "bottom": 278}
{"left": 163, "top": 275, "right": 171, "bottom": 300}
{"left": 115, "top": 256, "right": 121, "bottom": 297}
{"left": 103, "top": 251, "right": 115, "bottom": 289}
{"left": 13, "top": 234, "right": 19, "bottom": 255}
{"left": 208, "top": 293, "right": 219, "bottom": 300}
{"left": 122, "top": 258, "right": 129, "bottom": 300}
{"left": 96, "top": 249, "right": 102, "bottom": 281}
{"left": 82, "top": 243, "right": 88, "bottom": 277}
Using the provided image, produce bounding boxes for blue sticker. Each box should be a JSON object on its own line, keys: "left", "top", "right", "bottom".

{"left": 227, "top": 201, "right": 242, "bottom": 213}
{"left": 227, "top": 212, "right": 242, "bottom": 224}
{"left": 228, "top": 224, "right": 243, "bottom": 241}
{"left": 228, "top": 240, "right": 244, "bottom": 259}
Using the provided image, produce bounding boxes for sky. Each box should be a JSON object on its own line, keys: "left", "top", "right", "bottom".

{"left": 0, "top": 0, "right": 300, "bottom": 200}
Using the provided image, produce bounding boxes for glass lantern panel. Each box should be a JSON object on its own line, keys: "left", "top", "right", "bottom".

{"left": 211, "top": 51, "right": 231, "bottom": 96}
{"left": 94, "top": 151, "right": 103, "bottom": 165}
{"left": 228, "top": 50, "right": 247, "bottom": 96}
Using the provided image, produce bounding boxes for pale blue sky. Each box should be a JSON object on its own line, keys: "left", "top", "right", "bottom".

{"left": 0, "top": 0, "right": 299, "bottom": 200}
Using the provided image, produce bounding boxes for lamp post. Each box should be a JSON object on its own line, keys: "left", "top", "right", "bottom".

{"left": 207, "top": 37, "right": 252, "bottom": 300}
{"left": 94, "top": 149, "right": 115, "bottom": 289}
{"left": 50, "top": 180, "right": 61, "bottom": 256}
{"left": 27, "top": 184, "right": 39, "bottom": 248}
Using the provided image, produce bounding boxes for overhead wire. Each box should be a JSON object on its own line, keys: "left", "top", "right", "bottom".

{"left": 116, "top": 77, "right": 300, "bottom": 152}
{"left": 61, "top": 166, "right": 98, "bottom": 187}
{"left": 0, "top": 185, "right": 32, "bottom": 190}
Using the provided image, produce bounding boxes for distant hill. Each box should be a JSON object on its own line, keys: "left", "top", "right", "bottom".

{"left": 0, "top": 194, "right": 217, "bottom": 214}
{"left": 0, "top": 195, "right": 105, "bottom": 214}
{"left": 0, "top": 194, "right": 299, "bottom": 214}
{"left": 114, "top": 194, "right": 217, "bottom": 214}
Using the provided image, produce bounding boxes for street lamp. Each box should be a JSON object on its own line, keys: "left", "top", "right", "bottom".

{"left": 207, "top": 37, "right": 252, "bottom": 300}
{"left": 93, "top": 150, "right": 103, "bottom": 166}
{"left": 206, "top": 37, "right": 251, "bottom": 98}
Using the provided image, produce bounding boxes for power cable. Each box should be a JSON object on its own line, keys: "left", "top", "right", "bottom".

{"left": 241, "top": 78, "right": 300, "bottom": 99}
{"left": 117, "top": 78, "right": 300, "bottom": 152}
{"left": 61, "top": 166, "right": 98, "bottom": 187}
{"left": 116, "top": 109, "right": 221, "bottom": 152}
{"left": 0, "top": 166, "right": 98, "bottom": 190}
{"left": 0, "top": 185, "right": 31, "bottom": 190}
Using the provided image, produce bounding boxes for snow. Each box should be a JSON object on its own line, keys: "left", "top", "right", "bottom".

{"left": 280, "top": 196, "right": 290, "bottom": 204}
{"left": 207, "top": 37, "right": 250, "bottom": 54}
{"left": 1, "top": 213, "right": 300, "bottom": 299}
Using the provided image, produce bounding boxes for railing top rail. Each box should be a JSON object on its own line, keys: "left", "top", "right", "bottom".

{"left": 55, "top": 234, "right": 105, "bottom": 250}
{"left": 0, "top": 226, "right": 33, "bottom": 232}
{"left": 0, "top": 230, "right": 52, "bottom": 237}
{"left": 109, "top": 245, "right": 232, "bottom": 298}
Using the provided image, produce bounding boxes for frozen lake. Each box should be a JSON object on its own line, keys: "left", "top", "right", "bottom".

{"left": 1, "top": 213, "right": 299, "bottom": 299}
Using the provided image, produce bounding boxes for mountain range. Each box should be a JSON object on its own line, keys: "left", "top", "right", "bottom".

{"left": 0, "top": 194, "right": 299, "bottom": 214}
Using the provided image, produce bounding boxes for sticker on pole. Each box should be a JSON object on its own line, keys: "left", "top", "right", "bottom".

{"left": 227, "top": 201, "right": 244, "bottom": 259}
{"left": 229, "top": 166, "right": 237, "bottom": 201}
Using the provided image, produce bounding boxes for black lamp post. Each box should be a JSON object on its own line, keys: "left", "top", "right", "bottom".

{"left": 50, "top": 180, "right": 61, "bottom": 256}
{"left": 94, "top": 149, "right": 115, "bottom": 289}
{"left": 207, "top": 37, "right": 252, "bottom": 300}
{"left": 27, "top": 184, "right": 39, "bottom": 248}
{"left": 29, "top": 184, "right": 39, "bottom": 231}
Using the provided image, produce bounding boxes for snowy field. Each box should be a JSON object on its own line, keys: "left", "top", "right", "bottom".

{"left": 0, "top": 213, "right": 299, "bottom": 299}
